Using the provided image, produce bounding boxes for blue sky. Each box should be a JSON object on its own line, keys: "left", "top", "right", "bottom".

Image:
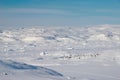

{"left": 0, "top": 0, "right": 120, "bottom": 28}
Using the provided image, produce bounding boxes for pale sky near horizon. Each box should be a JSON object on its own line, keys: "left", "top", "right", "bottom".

{"left": 0, "top": 0, "right": 120, "bottom": 28}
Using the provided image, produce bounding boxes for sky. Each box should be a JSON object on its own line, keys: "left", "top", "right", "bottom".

{"left": 0, "top": 0, "right": 120, "bottom": 28}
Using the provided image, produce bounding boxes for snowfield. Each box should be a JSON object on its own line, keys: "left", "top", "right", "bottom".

{"left": 0, "top": 25, "right": 120, "bottom": 80}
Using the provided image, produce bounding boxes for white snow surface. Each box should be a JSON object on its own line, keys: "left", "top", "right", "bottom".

{"left": 0, "top": 25, "right": 120, "bottom": 80}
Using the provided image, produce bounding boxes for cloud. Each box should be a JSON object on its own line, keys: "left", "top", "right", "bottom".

{"left": 0, "top": 8, "right": 74, "bottom": 15}
{"left": 95, "top": 9, "right": 120, "bottom": 13}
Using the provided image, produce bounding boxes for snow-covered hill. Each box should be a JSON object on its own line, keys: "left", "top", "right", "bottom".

{"left": 0, "top": 60, "right": 67, "bottom": 80}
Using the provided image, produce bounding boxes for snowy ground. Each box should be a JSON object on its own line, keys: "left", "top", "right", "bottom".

{"left": 0, "top": 25, "right": 120, "bottom": 80}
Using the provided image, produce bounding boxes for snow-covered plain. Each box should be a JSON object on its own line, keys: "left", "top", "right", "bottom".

{"left": 0, "top": 25, "right": 120, "bottom": 80}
